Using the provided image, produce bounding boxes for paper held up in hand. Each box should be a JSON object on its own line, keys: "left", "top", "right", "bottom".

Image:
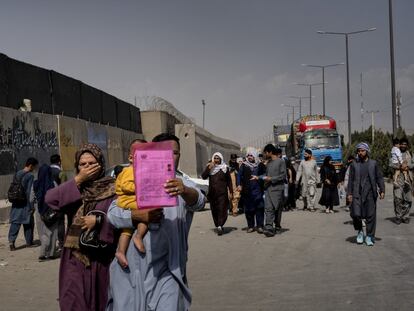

{"left": 133, "top": 141, "right": 178, "bottom": 209}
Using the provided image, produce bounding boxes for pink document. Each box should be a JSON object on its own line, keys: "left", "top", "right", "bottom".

{"left": 133, "top": 141, "right": 178, "bottom": 209}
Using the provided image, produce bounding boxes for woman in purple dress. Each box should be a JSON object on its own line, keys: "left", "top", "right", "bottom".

{"left": 45, "top": 143, "right": 117, "bottom": 311}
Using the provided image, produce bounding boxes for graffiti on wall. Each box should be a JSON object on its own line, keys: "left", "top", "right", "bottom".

{"left": 0, "top": 117, "right": 58, "bottom": 149}
{"left": 0, "top": 116, "right": 59, "bottom": 175}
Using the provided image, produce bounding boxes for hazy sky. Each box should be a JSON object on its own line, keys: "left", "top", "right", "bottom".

{"left": 1, "top": 0, "right": 413, "bottom": 145}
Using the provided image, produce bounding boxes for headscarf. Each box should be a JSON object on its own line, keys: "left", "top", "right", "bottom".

{"left": 65, "top": 143, "right": 115, "bottom": 266}
{"left": 243, "top": 149, "right": 259, "bottom": 170}
{"left": 356, "top": 142, "right": 370, "bottom": 153}
{"left": 210, "top": 152, "right": 228, "bottom": 175}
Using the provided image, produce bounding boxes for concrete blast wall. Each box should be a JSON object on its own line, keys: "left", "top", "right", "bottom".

{"left": 0, "top": 106, "right": 143, "bottom": 199}
{"left": 176, "top": 124, "right": 240, "bottom": 177}
{"left": 140, "top": 110, "right": 240, "bottom": 177}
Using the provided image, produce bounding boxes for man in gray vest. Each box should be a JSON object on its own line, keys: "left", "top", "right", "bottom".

{"left": 253, "top": 144, "right": 286, "bottom": 237}
{"left": 347, "top": 142, "right": 385, "bottom": 246}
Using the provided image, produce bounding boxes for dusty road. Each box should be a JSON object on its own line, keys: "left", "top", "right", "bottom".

{"left": 1, "top": 186, "right": 413, "bottom": 310}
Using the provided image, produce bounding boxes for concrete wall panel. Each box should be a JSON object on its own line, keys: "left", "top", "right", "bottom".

{"left": 0, "top": 107, "right": 59, "bottom": 196}
{"left": 175, "top": 124, "right": 197, "bottom": 176}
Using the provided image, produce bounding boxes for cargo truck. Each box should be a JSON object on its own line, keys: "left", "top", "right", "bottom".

{"left": 286, "top": 115, "right": 343, "bottom": 172}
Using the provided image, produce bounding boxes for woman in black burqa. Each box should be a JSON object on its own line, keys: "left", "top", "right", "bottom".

{"left": 319, "top": 156, "right": 339, "bottom": 213}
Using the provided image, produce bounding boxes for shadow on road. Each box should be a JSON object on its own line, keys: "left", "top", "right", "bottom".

{"left": 385, "top": 217, "right": 399, "bottom": 224}
{"left": 212, "top": 227, "right": 238, "bottom": 235}
{"left": 343, "top": 220, "right": 353, "bottom": 225}
{"left": 277, "top": 228, "right": 290, "bottom": 234}
{"left": 346, "top": 236, "right": 382, "bottom": 244}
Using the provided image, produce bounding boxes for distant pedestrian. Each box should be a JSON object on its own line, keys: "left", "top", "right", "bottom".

{"left": 49, "top": 154, "right": 67, "bottom": 250}
{"left": 347, "top": 142, "right": 385, "bottom": 246}
{"left": 341, "top": 155, "right": 355, "bottom": 212}
{"left": 390, "top": 138, "right": 409, "bottom": 185}
{"left": 202, "top": 152, "right": 233, "bottom": 235}
{"left": 319, "top": 156, "right": 339, "bottom": 213}
{"left": 229, "top": 153, "right": 241, "bottom": 216}
{"left": 296, "top": 149, "right": 318, "bottom": 212}
{"left": 238, "top": 150, "right": 266, "bottom": 233}
{"left": 285, "top": 158, "right": 297, "bottom": 210}
{"left": 252, "top": 145, "right": 286, "bottom": 237}
{"left": 34, "top": 164, "right": 59, "bottom": 261}
{"left": 8, "top": 157, "right": 39, "bottom": 251}
{"left": 389, "top": 137, "right": 413, "bottom": 224}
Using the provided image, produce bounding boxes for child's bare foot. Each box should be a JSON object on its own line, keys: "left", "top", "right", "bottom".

{"left": 133, "top": 234, "right": 146, "bottom": 253}
{"left": 115, "top": 251, "right": 129, "bottom": 268}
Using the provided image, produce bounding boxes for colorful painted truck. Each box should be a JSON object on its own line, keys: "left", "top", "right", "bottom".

{"left": 286, "top": 115, "right": 343, "bottom": 171}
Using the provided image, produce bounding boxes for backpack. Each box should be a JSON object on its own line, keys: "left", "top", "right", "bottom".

{"left": 7, "top": 172, "right": 28, "bottom": 205}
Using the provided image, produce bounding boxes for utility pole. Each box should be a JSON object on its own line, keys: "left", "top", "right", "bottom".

{"left": 202, "top": 99, "right": 206, "bottom": 129}
{"left": 365, "top": 110, "right": 380, "bottom": 144}
{"left": 360, "top": 73, "right": 364, "bottom": 131}
{"left": 396, "top": 91, "right": 402, "bottom": 129}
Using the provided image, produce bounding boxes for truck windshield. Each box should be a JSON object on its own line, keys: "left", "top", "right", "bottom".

{"left": 304, "top": 135, "right": 339, "bottom": 149}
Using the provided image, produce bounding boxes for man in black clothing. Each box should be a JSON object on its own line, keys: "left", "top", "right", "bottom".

{"left": 50, "top": 154, "right": 67, "bottom": 249}
{"left": 347, "top": 143, "right": 385, "bottom": 246}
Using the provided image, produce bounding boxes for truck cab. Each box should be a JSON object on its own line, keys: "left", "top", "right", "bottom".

{"left": 299, "top": 129, "right": 343, "bottom": 172}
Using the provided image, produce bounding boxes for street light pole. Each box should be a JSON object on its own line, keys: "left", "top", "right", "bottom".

{"left": 296, "top": 82, "right": 323, "bottom": 115}
{"left": 345, "top": 33, "right": 351, "bottom": 144}
{"left": 317, "top": 27, "right": 376, "bottom": 144}
{"left": 389, "top": 0, "right": 397, "bottom": 136}
{"left": 282, "top": 104, "right": 300, "bottom": 124}
{"left": 202, "top": 99, "right": 206, "bottom": 129}
{"left": 301, "top": 63, "right": 344, "bottom": 116}
{"left": 288, "top": 95, "right": 313, "bottom": 118}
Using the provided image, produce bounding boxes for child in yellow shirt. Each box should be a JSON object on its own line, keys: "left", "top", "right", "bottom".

{"left": 115, "top": 139, "right": 148, "bottom": 268}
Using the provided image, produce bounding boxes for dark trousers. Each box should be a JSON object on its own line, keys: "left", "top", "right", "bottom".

{"left": 275, "top": 208, "right": 282, "bottom": 229}
{"left": 352, "top": 207, "right": 377, "bottom": 237}
{"left": 8, "top": 222, "right": 33, "bottom": 244}
{"left": 57, "top": 215, "right": 66, "bottom": 246}
{"left": 264, "top": 190, "right": 284, "bottom": 231}
{"left": 245, "top": 199, "right": 264, "bottom": 228}
{"left": 210, "top": 194, "right": 229, "bottom": 227}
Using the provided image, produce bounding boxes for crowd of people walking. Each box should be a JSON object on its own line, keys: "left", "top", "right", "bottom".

{"left": 203, "top": 138, "right": 413, "bottom": 249}
{"left": 5, "top": 133, "right": 413, "bottom": 310}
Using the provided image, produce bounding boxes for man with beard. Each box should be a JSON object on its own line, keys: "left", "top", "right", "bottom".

{"left": 252, "top": 145, "right": 286, "bottom": 237}
{"left": 389, "top": 137, "right": 414, "bottom": 224}
{"left": 238, "top": 150, "right": 266, "bottom": 233}
{"left": 295, "top": 149, "right": 318, "bottom": 212}
{"left": 347, "top": 142, "right": 385, "bottom": 246}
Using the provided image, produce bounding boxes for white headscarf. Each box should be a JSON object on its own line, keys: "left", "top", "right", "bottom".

{"left": 243, "top": 148, "right": 259, "bottom": 170}
{"left": 210, "top": 152, "right": 228, "bottom": 175}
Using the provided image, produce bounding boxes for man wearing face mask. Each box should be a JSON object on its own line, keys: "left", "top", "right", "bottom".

{"left": 347, "top": 142, "right": 385, "bottom": 246}
{"left": 389, "top": 137, "right": 413, "bottom": 224}
{"left": 295, "top": 149, "right": 318, "bottom": 212}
